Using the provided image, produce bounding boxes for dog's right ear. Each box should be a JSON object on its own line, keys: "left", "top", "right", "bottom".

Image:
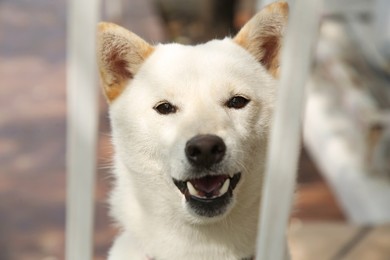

{"left": 97, "top": 22, "right": 154, "bottom": 102}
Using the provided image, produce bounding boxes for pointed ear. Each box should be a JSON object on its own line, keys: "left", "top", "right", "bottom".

{"left": 234, "top": 1, "right": 289, "bottom": 78}
{"left": 96, "top": 22, "right": 154, "bottom": 102}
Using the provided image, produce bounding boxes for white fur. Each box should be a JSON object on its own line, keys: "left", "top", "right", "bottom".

{"left": 107, "top": 39, "right": 277, "bottom": 259}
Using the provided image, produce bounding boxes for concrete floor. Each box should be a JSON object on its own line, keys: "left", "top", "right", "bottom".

{"left": 289, "top": 222, "right": 390, "bottom": 260}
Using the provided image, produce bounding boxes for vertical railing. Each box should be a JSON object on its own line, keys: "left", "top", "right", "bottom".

{"left": 255, "top": 0, "right": 322, "bottom": 259}
{"left": 66, "top": 0, "right": 101, "bottom": 259}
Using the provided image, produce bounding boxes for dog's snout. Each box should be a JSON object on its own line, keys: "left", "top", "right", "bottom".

{"left": 185, "top": 134, "right": 226, "bottom": 169}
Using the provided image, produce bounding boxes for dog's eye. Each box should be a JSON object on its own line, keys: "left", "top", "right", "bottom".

{"left": 154, "top": 102, "right": 177, "bottom": 115}
{"left": 226, "top": 96, "right": 250, "bottom": 109}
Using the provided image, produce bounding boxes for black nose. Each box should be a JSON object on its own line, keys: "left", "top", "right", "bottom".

{"left": 185, "top": 134, "right": 226, "bottom": 169}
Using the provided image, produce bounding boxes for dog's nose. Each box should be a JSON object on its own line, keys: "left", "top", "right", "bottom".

{"left": 185, "top": 134, "right": 226, "bottom": 169}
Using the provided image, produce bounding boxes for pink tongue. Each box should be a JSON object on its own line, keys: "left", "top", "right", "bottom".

{"left": 190, "top": 175, "right": 227, "bottom": 193}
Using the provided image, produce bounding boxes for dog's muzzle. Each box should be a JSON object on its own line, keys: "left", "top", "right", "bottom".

{"left": 173, "top": 134, "right": 241, "bottom": 217}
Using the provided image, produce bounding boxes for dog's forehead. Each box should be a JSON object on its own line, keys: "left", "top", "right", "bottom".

{"left": 130, "top": 39, "right": 270, "bottom": 103}
{"left": 154, "top": 39, "right": 245, "bottom": 64}
{"left": 141, "top": 39, "right": 259, "bottom": 84}
{"left": 122, "top": 38, "right": 276, "bottom": 108}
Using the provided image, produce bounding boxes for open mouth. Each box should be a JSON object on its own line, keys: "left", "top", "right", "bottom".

{"left": 173, "top": 173, "right": 241, "bottom": 217}
{"left": 173, "top": 173, "right": 241, "bottom": 200}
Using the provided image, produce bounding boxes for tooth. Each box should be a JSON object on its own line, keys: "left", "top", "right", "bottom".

{"left": 219, "top": 178, "right": 230, "bottom": 195}
{"left": 187, "top": 182, "right": 198, "bottom": 196}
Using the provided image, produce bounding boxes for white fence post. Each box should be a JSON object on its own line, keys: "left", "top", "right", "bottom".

{"left": 255, "top": 0, "right": 322, "bottom": 259}
{"left": 66, "top": 0, "right": 101, "bottom": 259}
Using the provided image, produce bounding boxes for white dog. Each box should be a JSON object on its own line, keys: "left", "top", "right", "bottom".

{"left": 97, "top": 2, "right": 288, "bottom": 259}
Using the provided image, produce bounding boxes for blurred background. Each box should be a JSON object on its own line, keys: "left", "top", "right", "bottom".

{"left": 0, "top": 0, "right": 389, "bottom": 259}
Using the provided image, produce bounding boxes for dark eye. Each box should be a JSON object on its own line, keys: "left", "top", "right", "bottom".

{"left": 226, "top": 96, "right": 250, "bottom": 109}
{"left": 154, "top": 102, "right": 177, "bottom": 115}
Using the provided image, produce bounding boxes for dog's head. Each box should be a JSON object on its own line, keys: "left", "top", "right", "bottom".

{"left": 97, "top": 2, "right": 288, "bottom": 223}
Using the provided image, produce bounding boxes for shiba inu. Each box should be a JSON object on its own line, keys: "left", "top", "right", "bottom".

{"left": 97, "top": 2, "right": 288, "bottom": 259}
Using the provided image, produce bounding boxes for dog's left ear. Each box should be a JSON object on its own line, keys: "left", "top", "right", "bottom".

{"left": 234, "top": 1, "right": 289, "bottom": 78}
